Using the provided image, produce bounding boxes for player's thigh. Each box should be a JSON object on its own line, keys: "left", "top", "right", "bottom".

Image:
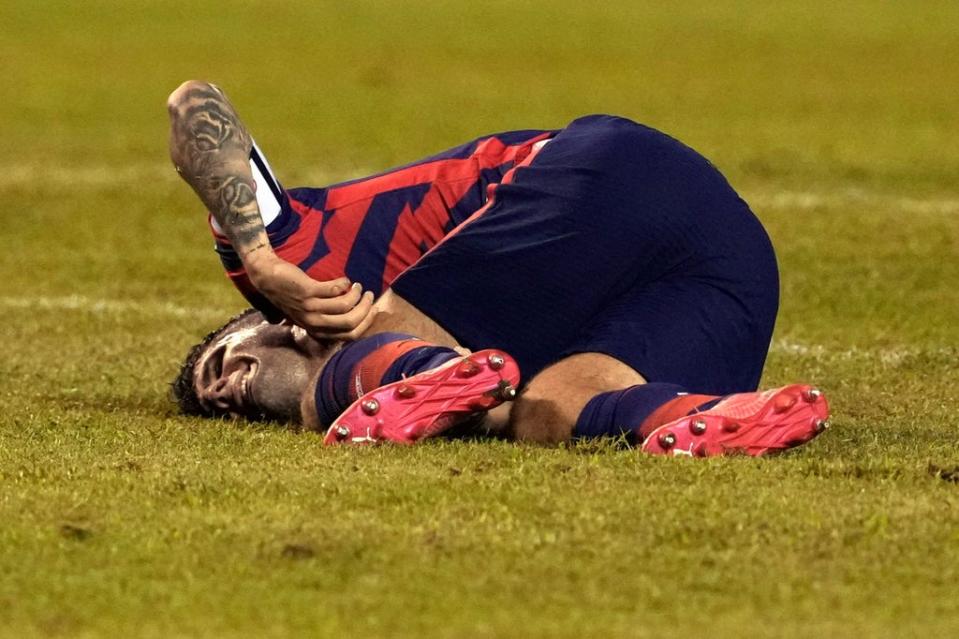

{"left": 389, "top": 134, "right": 644, "bottom": 377}
{"left": 368, "top": 289, "right": 460, "bottom": 349}
{"left": 391, "top": 114, "right": 755, "bottom": 382}
{"left": 509, "top": 352, "right": 646, "bottom": 443}
{"left": 565, "top": 267, "right": 777, "bottom": 398}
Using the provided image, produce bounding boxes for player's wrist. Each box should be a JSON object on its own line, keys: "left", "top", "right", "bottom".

{"left": 242, "top": 245, "right": 281, "bottom": 284}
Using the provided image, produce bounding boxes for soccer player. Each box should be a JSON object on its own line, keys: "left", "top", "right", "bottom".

{"left": 168, "top": 81, "right": 830, "bottom": 456}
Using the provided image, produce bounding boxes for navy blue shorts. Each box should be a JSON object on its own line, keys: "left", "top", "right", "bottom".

{"left": 391, "top": 115, "right": 779, "bottom": 395}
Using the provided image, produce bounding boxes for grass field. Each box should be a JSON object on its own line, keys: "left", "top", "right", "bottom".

{"left": 2, "top": 1, "right": 958, "bottom": 636}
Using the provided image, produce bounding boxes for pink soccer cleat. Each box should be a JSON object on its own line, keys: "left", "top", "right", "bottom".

{"left": 640, "top": 384, "right": 830, "bottom": 457}
{"left": 323, "top": 349, "right": 521, "bottom": 445}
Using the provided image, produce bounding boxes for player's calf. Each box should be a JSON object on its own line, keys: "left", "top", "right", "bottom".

{"left": 508, "top": 352, "right": 647, "bottom": 443}
{"left": 511, "top": 353, "right": 830, "bottom": 456}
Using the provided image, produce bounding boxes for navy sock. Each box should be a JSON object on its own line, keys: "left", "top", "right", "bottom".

{"left": 382, "top": 347, "right": 458, "bottom": 384}
{"left": 314, "top": 332, "right": 458, "bottom": 427}
{"left": 573, "top": 383, "right": 690, "bottom": 440}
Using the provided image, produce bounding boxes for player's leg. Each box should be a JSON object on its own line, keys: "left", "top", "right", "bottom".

{"left": 507, "top": 353, "right": 646, "bottom": 443}
{"left": 297, "top": 330, "right": 520, "bottom": 443}
{"left": 390, "top": 114, "right": 763, "bottom": 384}
{"left": 364, "top": 289, "right": 459, "bottom": 348}
{"left": 390, "top": 114, "right": 828, "bottom": 454}
{"left": 507, "top": 239, "right": 829, "bottom": 454}
{"left": 509, "top": 352, "right": 829, "bottom": 456}
{"left": 508, "top": 353, "right": 716, "bottom": 444}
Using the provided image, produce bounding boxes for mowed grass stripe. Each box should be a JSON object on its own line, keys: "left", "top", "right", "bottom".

{"left": 4, "top": 292, "right": 955, "bottom": 368}
{"left": 5, "top": 161, "right": 959, "bottom": 216}
{"left": 0, "top": 295, "right": 229, "bottom": 321}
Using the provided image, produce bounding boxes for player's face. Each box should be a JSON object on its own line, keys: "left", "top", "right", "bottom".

{"left": 192, "top": 317, "right": 332, "bottom": 421}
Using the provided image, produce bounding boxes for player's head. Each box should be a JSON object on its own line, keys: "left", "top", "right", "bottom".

{"left": 172, "top": 309, "right": 333, "bottom": 422}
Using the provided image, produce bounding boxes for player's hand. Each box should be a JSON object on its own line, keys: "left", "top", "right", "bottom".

{"left": 246, "top": 252, "right": 376, "bottom": 340}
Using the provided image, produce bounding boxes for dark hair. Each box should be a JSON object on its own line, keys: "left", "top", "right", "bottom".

{"left": 170, "top": 308, "right": 262, "bottom": 417}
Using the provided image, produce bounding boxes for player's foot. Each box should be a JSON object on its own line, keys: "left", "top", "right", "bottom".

{"left": 323, "top": 349, "right": 520, "bottom": 445}
{"left": 640, "top": 384, "right": 830, "bottom": 457}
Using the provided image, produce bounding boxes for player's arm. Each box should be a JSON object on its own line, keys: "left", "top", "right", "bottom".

{"left": 166, "top": 81, "right": 375, "bottom": 339}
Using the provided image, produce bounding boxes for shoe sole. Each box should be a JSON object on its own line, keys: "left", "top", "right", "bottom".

{"left": 640, "top": 384, "right": 830, "bottom": 457}
{"left": 323, "top": 349, "right": 520, "bottom": 445}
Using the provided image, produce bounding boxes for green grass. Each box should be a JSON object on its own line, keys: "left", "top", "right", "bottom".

{"left": 2, "top": 0, "right": 958, "bottom": 636}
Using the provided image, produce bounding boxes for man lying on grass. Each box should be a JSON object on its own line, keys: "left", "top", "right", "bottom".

{"left": 167, "top": 80, "right": 830, "bottom": 456}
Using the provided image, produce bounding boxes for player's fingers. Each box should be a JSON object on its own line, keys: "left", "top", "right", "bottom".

{"left": 304, "top": 291, "right": 375, "bottom": 334}
{"left": 323, "top": 296, "right": 379, "bottom": 341}
{"left": 306, "top": 277, "right": 353, "bottom": 299}
{"left": 302, "top": 282, "right": 362, "bottom": 314}
{"left": 317, "top": 290, "right": 374, "bottom": 331}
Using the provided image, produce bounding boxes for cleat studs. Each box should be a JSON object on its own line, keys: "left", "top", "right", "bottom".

{"left": 814, "top": 419, "right": 829, "bottom": 433}
{"left": 803, "top": 388, "right": 822, "bottom": 402}
{"left": 722, "top": 422, "right": 741, "bottom": 433}
{"left": 395, "top": 384, "right": 416, "bottom": 399}
{"left": 497, "top": 381, "right": 517, "bottom": 401}
{"left": 334, "top": 425, "right": 350, "bottom": 439}
{"left": 695, "top": 442, "right": 709, "bottom": 457}
{"left": 690, "top": 419, "right": 707, "bottom": 435}
{"left": 361, "top": 399, "right": 380, "bottom": 415}
{"left": 458, "top": 359, "right": 480, "bottom": 377}
{"left": 659, "top": 432, "right": 677, "bottom": 449}
{"left": 488, "top": 353, "right": 505, "bottom": 370}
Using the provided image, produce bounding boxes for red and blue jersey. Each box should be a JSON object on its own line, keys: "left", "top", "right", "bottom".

{"left": 211, "top": 128, "right": 556, "bottom": 314}
{"left": 210, "top": 114, "right": 779, "bottom": 393}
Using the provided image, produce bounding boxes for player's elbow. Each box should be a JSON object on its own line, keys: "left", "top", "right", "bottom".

{"left": 166, "top": 80, "right": 217, "bottom": 116}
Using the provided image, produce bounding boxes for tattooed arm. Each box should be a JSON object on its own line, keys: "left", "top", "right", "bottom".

{"left": 167, "top": 81, "right": 375, "bottom": 338}
{"left": 166, "top": 81, "right": 269, "bottom": 259}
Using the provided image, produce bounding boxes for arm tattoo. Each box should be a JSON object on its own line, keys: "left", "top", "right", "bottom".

{"left": 169, "top": 83, "right": 269, "bottom": 256}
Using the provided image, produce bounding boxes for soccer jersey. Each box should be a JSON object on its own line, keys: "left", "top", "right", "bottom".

{"left": 209, "top": 115, "right": 779, "bottom": 394}
{"left": 210, "top": 129, "right": 556, "bottom": 317}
